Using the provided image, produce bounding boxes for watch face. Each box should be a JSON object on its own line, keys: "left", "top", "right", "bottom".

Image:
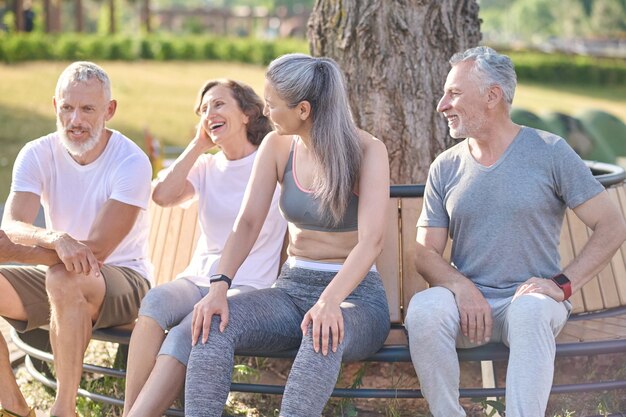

{"left": 552, "top": 274, "right": 570, "bottom": 286}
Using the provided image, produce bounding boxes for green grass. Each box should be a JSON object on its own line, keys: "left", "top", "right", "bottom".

{"left": 1, "top": 61, "right": 626, "bottom": 201}
{"left": 513, "top": 81, "right": 626, "bottom": 122}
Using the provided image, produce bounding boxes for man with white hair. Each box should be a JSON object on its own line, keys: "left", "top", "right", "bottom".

{"left": 0, "top": 61, "right": 152, "bottom": 417}
{"left": 405, "top": 47, "right": 626, "bottom": 416}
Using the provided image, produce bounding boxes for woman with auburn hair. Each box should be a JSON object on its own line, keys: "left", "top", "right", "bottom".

{"left": 185, "top": 54, "right": 391, "bottom": 417}
{"left": 123, "top": 79, "right": 286, "bottom": 417}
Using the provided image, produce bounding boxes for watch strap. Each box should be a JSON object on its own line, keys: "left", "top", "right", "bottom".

{"left": 209, "top": 274, "right": 232, "bottom": 289}
{"left": 551, "top": 273, "right": 572, "bottom": 301}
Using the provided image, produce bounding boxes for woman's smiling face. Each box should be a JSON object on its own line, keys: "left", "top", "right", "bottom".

{"left": 199, "top": 84, "right": 249, "bottom": 147}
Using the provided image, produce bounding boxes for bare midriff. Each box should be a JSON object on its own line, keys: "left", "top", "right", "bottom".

{"left": 286, "top": 223, "right": 357, "bottom": 263}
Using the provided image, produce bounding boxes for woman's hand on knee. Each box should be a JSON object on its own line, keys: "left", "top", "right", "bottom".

{"left": 301, "top": 300, "right": 344, "bottom": 356}
{"left": 191, "top": 283, "right": 229, "bottom": 345}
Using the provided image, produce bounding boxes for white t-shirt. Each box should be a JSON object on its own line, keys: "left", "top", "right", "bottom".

{"left": 177, "top": 150, "right": 287, "bottom": 288}
{"left": 11, "top": 130, "right": 154, "bottom": 284}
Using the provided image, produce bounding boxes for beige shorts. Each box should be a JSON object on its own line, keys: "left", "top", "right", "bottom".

{"left": 0, "top": 264, "right": 150, "bottom": 332}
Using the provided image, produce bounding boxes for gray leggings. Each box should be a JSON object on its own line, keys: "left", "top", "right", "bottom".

{"left": 184, "top": 265, "right": 390, "bottom": 417}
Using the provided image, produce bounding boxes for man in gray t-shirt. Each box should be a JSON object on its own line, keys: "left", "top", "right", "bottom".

{"left": 405, "top": 47, "right": 626, "bottom": 417}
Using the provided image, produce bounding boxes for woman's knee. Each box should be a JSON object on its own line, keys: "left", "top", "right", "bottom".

{"left": 138, "top": 286, "right": 167, "bottom": 314}
{"left": 339, "top": 306, "right": 390, "bottom": 360}
{"left": 138, "top": 283, "right": 196, "bottom": 329}
{"left": 159, "top": 320, "right": 194, "bottom": 366}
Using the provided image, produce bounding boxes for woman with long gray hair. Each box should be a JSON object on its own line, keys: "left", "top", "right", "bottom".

{"left": 184, "top": 53, "right": 391, "bottom": 416}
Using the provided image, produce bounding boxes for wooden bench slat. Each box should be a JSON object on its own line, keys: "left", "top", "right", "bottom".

{"left": 377, "top": 198, "right": 402, "bottom": 324}
{"left": 171, "top": 203, "right": 200, "bottom": 279}
{"left": 157, "top": 207, "right": 186, "bottom": 286}
{"left": 567, "top": 210, "right": 606, "bottom": 312}
{"left": 148, "top": 203, "right": 164, "bottom": 261}
{"left": 191, "top": 205, "right": 203, "bottom": 260}
{"left": 614, "top": 186, "right": 626, "bottom": 271}
{"left": 593, "top": 316, "right": 626, "bottom": 327}
{"left": 560, "top": 319, "right": 626, "bottom": 342}
{"left": 400, "top": 197, "right": 428, "bottom": 321}
{"left": 151, "top": 206, "right": 173, "bottom": 285}
{"left": 610, "top": 187, "right": 626, "bottom": 304}
{"left": 559, "top": 209, "right": 585, "bottom": 313}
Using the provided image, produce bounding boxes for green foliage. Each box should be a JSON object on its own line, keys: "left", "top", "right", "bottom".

{"left": 553, "top": 410, "right": 577, "bottom": 417}
{"left": 471, "top": 397, "right": 506, "bottom": 417}
{"left": 0, "top": 33, "right": 308, "bottom": 65}
{"left": 480, "top": 0, "right": 626, "bottom": 42}
{"left": 507, "top": 50, "right": 626, "bottom": 86}
{"left": 232, "top": 363, "right": 261, "bottom": 382}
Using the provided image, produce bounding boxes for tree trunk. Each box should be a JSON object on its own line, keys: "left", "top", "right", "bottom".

{"left": 46, "top": 0, "right": 61, "bottom": 33}
{"left": 140, "top": 0, "right": 151, "bottom": 33}
{"left": 308, "top": 0, "right": 481, "bottom": 184}
{"left": 43, "top": 0, "right": 51, "bottom": 32}
{"left": 75, "top": 0, "right": 83, "bottom": 32}
{"left": 14, "top": 0, "right": 24, "bottom": 31}
{"left": 109, "top": 0, "right": 115, "bottom": 34}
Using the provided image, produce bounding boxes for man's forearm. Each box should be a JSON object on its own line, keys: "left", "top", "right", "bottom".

{"left": 564, "top": 221, "right": 626, "bottom": 293}
{"left": 416, "top": 245, "right": 471, "bottom": 294}
{"left": 4, "top": 220, "right": 63, "bottom": 249}
{"left": 2, "top": 240, "right": 61, "bottom": 266}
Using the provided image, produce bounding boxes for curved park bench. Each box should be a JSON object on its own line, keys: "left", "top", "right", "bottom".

{"left": 11, "top": 161, "right": 626, "bottom": 416}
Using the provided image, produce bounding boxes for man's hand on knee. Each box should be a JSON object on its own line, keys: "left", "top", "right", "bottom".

{"left": 453, "top": 281, "right": 493, "bottom": 344}
{"left": 52, "top": 233, "right": 100, "bottom": 277}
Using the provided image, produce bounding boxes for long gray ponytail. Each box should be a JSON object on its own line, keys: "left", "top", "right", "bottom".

{"left": 266, "top": 53, "right": 362, "bottom": 226}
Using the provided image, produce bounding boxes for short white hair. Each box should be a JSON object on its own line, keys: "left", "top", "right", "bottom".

{"left": 55, "top": 61, "right": 112, "bottom": 101}
{"left": 450, "top": 46, "right": 517, "bottom": 106}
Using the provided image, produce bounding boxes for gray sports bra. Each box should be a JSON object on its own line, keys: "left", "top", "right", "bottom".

{"left": 279, "top": 141, "right": 358, "bottom": 232}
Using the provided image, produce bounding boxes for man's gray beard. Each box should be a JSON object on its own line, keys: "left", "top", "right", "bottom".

{"left": 57, "top": 120, "right": 102, "bottom": 158}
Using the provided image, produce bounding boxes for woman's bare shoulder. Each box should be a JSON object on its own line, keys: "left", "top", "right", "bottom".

{"left": 260, "top": 131, "right": 295, "bottom": 153}
{"left": 357, "top": 129, "right": 387, "bottom": 154}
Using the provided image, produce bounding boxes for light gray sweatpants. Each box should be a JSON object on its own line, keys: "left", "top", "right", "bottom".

{"left": 405, "top": 286, "right": 570, "bottom": 417}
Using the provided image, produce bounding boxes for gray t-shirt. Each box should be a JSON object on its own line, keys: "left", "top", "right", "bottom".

{"left": 417, "top": 127, "right": 604, "bottom": 298}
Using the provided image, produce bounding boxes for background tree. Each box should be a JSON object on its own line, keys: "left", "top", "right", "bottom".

{"left": 308, "top": 0, "right": 481, "bottom": 183}
{"left": 590, "top": 0, "right": 626, "bottom": 37}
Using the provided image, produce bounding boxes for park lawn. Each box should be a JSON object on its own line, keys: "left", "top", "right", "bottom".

{"left": 1, "top": 61, "right": 626, "bottom": 201}
{"left": 513, "top": 80, "right": 626, "bottom": 122}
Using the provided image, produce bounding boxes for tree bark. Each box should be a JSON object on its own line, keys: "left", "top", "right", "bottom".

{"left": 109, "top": 0, "right": 115, "bottom": 34}
{"left": 43, "top": 0, "right": 51, "bottom": 32}
{"left": 45, "top": 0, "right": 61, "bottom": 33}
{"left": 14, "top": 0, "right": 24, "bottom": 31}
{"left": 308, "top": 0, "right": 481, "bottom": 184}
{"left": 140, "top": 0, "right": 151, "bottom": 33}
{"left": 75, "top": 0, "right": 83, "bottom": 32}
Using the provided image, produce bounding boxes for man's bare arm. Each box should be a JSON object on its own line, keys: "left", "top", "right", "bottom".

{"left": 2, "top": 191, "right": 141, "bottom": 275}
{"left": 415, "top": 226, "right": 493, "bottom": 344}
{"left": 564, "top": 191, "right": 626, "bottom": 292}
{"left": 83, "top": 198, "right": 141, "bottom": 261}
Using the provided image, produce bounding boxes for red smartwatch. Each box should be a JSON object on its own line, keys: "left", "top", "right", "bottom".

{"left": 551, "top": 273, "right": 572, "bottom": 301}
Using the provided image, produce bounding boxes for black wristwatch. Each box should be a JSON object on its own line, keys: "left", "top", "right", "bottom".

{"left": 551, "top": 273, "right": 572, "bottom": 301}
{"left": 209, "top": 274, "right": 232, "bottom": 289}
